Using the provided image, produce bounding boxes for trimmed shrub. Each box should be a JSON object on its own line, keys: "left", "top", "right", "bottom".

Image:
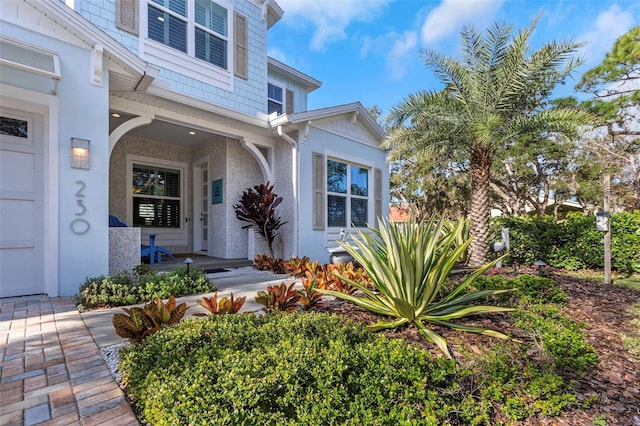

{"left": 119, "top": 308, "right": 592, "bottom": 425}
{"left": 120, "top": 313, "right": 458, "bottom": 425}
{"left": 494, "top": 211, "right": 640, "bottom": 273}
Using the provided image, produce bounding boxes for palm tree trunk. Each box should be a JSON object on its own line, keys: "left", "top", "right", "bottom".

{"left": 468, "top": 150, "right": 492, "bottom": 267}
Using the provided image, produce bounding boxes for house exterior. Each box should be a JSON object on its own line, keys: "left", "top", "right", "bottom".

{"left": 0, "top": 0, "right": 389, "bottom": 297}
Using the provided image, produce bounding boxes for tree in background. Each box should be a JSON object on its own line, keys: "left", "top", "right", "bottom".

{"left": 385, "top": 19, "right": 588, "bottom": 266}
{"left": 390, "top": 154, "right": 470, "bottom": 220}
{"left": 575, "top": 26, "right": 640, "bottom": 212}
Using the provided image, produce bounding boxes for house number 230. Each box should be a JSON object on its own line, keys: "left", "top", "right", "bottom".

{"left": 70, "top": 180, "right": 90, "bottom": 235}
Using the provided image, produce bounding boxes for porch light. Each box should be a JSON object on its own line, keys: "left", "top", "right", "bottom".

{"left": 70, "top": 138, "right": 90, "bottom": 169}
{"left": 188, "top": 131, "right": 196, "bottom": 135}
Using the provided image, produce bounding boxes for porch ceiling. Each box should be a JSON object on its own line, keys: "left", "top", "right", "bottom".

{"left": 109, "top": 110, "right": 219, "bottom": 146}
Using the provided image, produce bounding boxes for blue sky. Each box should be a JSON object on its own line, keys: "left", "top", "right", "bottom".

{"left": 267, "top": 0, "right": 640, "bottom": 116}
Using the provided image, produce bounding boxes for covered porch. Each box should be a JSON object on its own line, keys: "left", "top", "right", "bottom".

{"left": 145, "top": 254, "right": 253, "bottom": 273}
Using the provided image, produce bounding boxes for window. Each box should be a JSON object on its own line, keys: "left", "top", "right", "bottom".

{"left": 132, "top": 163, "right": 182, "bottom": 228}
{"left": 146, "top": 0, "right": 228, "bottom": 69}
{"left": 327, "top": 159, "right": 369, "bottom": 228}
{"left": 0, "top": 117, "right": 28, "bottom": 138}
{"left": 268, "top": 82, "right": 284, "bottom": 115}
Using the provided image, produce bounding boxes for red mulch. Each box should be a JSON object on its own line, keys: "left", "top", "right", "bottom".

{"left": 314, "top": 268, "right": 640, "bottom": 425}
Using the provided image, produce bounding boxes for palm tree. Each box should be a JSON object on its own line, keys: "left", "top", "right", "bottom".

{"left": 386, "top": 18, "right": 590, "bottom": 266}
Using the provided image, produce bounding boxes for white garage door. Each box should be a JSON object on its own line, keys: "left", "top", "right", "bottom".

{"left": 0, "top": 108, "right": 45, "bottom": 297}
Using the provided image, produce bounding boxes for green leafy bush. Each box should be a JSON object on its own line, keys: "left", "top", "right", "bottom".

{"left": 120, "top": 313, "right": 458, "bottom": 425}
{"left": 494, "top": 211, "right": 640, "bottom": 273}
{"left": 473, "top": 274, "right": 568, "bottom": 305}
{"left": 75, "top": 267, "right": 215, "bottom": 311}
{"left": 473, "top": 345, "right": 579, "bottom": 421}
{"left": 119, "top": 312, "right": 591, "bottom": 425}
{"left": 514, "top": 304, "right": 598, "bottom": 374}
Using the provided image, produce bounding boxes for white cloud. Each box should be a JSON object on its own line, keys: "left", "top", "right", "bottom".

{"left": 386, "top": 31, "right": 418, "bottom": 80}
{"left": 267, "top": 48, "right": 288, "bottom": 64}
{"left": 276, "top": 0, "right": 392, "bottom": 50}
{"left": 420, "top": 0, "right": 504, "bottom": 44}
{"left": 578, "top": 4, "right": 635, "bottom": 64}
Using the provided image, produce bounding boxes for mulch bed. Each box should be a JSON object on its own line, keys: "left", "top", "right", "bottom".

{"left": 314, "top": 268, "right": 640, "bottom": 425}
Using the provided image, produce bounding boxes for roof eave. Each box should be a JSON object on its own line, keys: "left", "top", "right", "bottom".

{"left": 267, "top": 57, "right": 322, "bottom": 92}
{"left": 272, "top": 102, "right": 386, "bottom": 142}
{"left": 25, "top": 0, "right": 147, "bottom": 78}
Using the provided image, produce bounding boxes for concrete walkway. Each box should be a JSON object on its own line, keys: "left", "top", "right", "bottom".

{"left": 0, "top": 268, "right": 293, "bottom": 425}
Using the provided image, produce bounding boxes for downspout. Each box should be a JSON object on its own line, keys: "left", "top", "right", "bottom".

{"left": 276, "top": 126, "right": 298, "bottom": 258}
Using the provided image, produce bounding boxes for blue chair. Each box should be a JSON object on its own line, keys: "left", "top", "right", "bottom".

{"left": 109, "top": 215, "right": 175, "bottom": 264}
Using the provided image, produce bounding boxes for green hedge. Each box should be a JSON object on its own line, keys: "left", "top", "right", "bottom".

{"left": 120, "top": 276, "right": 595, "bottom": 426}
{"left": 494, "top": 211, "right": 640, "bottom": 273}
{"left": 74, "top": 266, "right": 215, "bottom": 311}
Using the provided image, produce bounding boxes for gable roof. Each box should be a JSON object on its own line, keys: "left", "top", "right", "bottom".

{"left": 267, "top": 57, "right": 322, "bottom": 92}
{"left": 271, "top": 102, "right": 386, "bottom": 143}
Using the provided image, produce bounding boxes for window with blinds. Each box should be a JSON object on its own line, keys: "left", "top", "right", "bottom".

{"left": 146, "top": 0, "right": 229, "bottom": 70}
{"left": 132, "top": 164, "right": 182, "bottom": 228}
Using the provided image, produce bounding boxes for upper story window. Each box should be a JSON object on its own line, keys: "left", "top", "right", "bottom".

{"left": 132, "top": 0, "right": 235, "bottom": 90}
{"left": 268, "top": 82, "right": 284, "bottom": 115}
{"left": 147, "top": 0, "right": 228, "bottom": 69}
{"left": 327, "top": 159, "right": 369, "bottom": 228}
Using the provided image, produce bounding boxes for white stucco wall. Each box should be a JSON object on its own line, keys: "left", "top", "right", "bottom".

{"left": 297, "top": 126, "right": 389, "bottom": 264}
{"left": 1, "top": 22, "right": 112, "bottom": 296}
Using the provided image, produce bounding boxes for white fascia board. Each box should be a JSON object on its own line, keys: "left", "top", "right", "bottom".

{"left": 267, "top": 57, "right": 322, "bottom": 92}
{"left": 26, "top": 0, "right": 146, "bottom": 77}
{"left": 266, "top": 0, "right": 284, "bottom": 28}
{"left": 145, "top": 86, "right": 271, "bottom": 130}
{"left": 273, "top": 102, "right": 386, "bottom": 142}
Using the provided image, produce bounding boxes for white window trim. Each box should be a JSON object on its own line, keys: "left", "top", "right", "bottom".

{"left": 139, "top": 0, "right": 235, "bottom": 91}
{"left": 267, "top": 80, "right": 286, "bottom": 116}
{"left": 126, "top": 155, "right": 187, "bottom": 232}
{"left": 325, "top": 153, "right": 374, "bottom": 231}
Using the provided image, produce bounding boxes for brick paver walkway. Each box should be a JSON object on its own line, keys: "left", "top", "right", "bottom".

{"left": 0, "top": 296, "right": 139, "bottom": 425}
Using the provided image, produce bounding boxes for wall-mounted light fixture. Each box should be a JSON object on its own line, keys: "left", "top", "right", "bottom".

{"left": 71, "top": 138, "right": 90, "bottom": 169}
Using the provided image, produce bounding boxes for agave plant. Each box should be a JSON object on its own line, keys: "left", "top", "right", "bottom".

{"left": 317, "top": 217, "right": 514, "bottom": 358}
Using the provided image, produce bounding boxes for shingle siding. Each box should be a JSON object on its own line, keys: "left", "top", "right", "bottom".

{"left": 72, "top": 0, "right": 271, "bottom": 116}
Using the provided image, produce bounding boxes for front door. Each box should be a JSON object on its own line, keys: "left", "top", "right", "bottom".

{"left": 193, "top": 160, "right": 209, "bottom": 254}
{"left": 0, "top": 108, "right": 45, "bottom": 297}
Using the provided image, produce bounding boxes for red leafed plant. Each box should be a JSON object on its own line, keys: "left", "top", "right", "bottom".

{"left": 255, "top": 282, "right": 300, "bottom": 312}
{"left": 112, "top": 295, "right": 187, "bottom": 344}
{"left": 194, "top": 292, "right": 246, "bottom": 316}
{"left": 298, "top": 276, "right": 325, "bottom": 310}
{"left": 234, "top": 182, "right": 286, "bottom": 258}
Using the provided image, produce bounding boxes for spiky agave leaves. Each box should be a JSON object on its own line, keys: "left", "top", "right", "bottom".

{"left": 317, "top": 217, "right": 514, "bottom": 359}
